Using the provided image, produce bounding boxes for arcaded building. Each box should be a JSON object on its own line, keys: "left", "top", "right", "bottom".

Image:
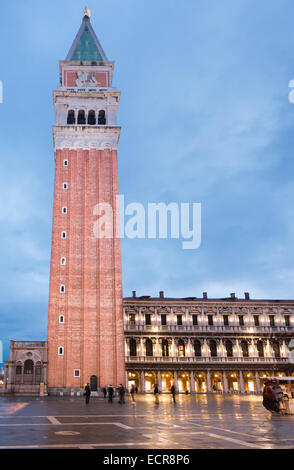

{"left": 3, "top": 12, "right": 294, "bottom": 395}
{"left": 124, "top": 292, "right": 294, "bottom": 393}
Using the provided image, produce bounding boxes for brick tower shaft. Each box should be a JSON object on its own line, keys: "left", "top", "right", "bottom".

{"left": 47, "top": 12, "right": 125, "bottom": 392}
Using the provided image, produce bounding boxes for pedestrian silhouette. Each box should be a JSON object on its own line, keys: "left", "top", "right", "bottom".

{"left": 108, "top": 384, "right": 114, "bottom": 403}
{"left": 130, "top": 384, "right": 136, "bottom": 403}
{"left": 118, "top": 384, "right": 125, "bottom": 404}
{"left": 84, "top": 383, "right": 91, "bottom": 405}
{"left": 154, "top": 384, "right": 159, "bottom": 404}
{"left": 171, "top": 384, "right": 176, "bottom": 404}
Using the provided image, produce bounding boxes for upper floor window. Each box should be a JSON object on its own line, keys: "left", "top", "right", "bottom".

{"left": 272, "top": 341, "right": 280, "bottom": 358}
{"left": 145, "top": 339, "right": 153, "bottom": 357}
{"left": 178, "top": 339, "right": 185, "bottom": 357}
{"left": 269, "top": 315, "right": 275, "bottom": 327}
{"left": 254, "top": 315, "right": 260, "bottom": 326}
{"left": 129, "top": 314, "right": 136, "bottom": 326}
{"left": 223, "top": 315, "right": 229, "bottom": 326}
{"left": 88, "top": 110, "right": 96, "bottom": 125}
{"left": 285, "top": 315, "right": 290, "bottom": 327}
{"left": 177, "top": 315, "right": 183, "bottom": 326}
{"left": 62, "top": 207, "right": 67, "bottom": 214}
{"left": 67, "top": 110, "right": 75, "bottom": 125}
{"left": 225, "top": 340, "right": 233, "bottom": 357}
{"left": 162, "top": 339, "right": 169, "bottom": 357}
{"left": 208, "top": 315, "right": 213, "bottom": 326}
{"left": 194, "top": 339, "right": 201, "bottom": 357}
{"left": 74, "top": 369, "right": 80, "bottom": 377}
{"left": 63, "top": 183, "right": 68, "bottom": 189}
{"left": 145, "top": 314, "right": 151, "bottom": 325}
{"left": 257, "top": 340, "right": 264, "bottom": 358}
{"left": 77, "top": 110, "right": 86, "bottom": 125}
{"left": 210, "top": 340, "right": 217, "bottom": 357}
{"left": 63, "top": 160, "right": 68, "bottom": 167}
{"left": 60, "top": 257, "right": 66, "bottom": 266}
{"left": 241, "top": 340, "right": 249, "bottom": 357}
{"left": 161, "top": 314, "right": 167, "bottom": 326}
{"left": 58, "top": 346, "right": 64, "bottom": 356}
{"left": 60, "top": 285, "right": 66, "bottom": 293}
{"left": 192, "top": 315, "right": 198, "bottom": 326}
{"left": 59, "top": 315, "right": 65, "bottom": 324}
{"left": 61, "top": 231, "right": 67, "bottom": 239}
{"left": 239, "top": 315, "right": 244, "bottom": 326}
{"left": 129, "top": 339, "right": 137, "bottom": 357}
{"left": 98, "top": 110, "right": 106, "bottom": 125}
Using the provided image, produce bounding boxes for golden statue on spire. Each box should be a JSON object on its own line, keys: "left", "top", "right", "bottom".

{"left": 84, "top": 7, "right": 91, "bottom": 17}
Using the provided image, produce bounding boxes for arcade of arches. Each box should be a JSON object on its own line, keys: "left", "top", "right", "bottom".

{"left": 126, "top": 370, "right": 288, "bottom": 393}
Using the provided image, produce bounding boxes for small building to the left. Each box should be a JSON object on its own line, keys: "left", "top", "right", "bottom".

{"left": 3, "top": 341, "right": 47, "bottom": 395}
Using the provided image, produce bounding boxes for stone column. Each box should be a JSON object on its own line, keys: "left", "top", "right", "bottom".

{"left": 207, "top": 370, "right": 212, "bottom": 392}
{"left": 190, "top": 371, "right": 196, "bottom": 393}
{"left": 157, "top": 371, "right": 162, "bottom": 392}
{"left": 33, "top": 365, "right": 36, "bottom": 385}
{"left": 255, "top": 371, "right": 261, "bottom": 394}
{"left": 125, "top": 371, "right": 129, "bottom": 390}
{"left": 140, "top": 370, "right": 145, "bottom": 393}
{"left": 4, "top": 365, "right": 8, "bottom": 390}
{"left": 239, "top": 370, "right": 245, "bottom": 393}
{"left": 222, "top": 371, "right": 229, "bottom": 393}
{"left": 173, "top": 371, "right": 178, "bottom": 391}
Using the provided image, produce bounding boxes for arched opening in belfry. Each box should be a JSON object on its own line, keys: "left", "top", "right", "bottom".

{"left": 77, "top": 110, "right": 86, "bottom": 124}
{"left": 98, "top": 110, "right": 106, "bottom": 125}
{"left": 67, "top": 110, "right": 75, "bottom": 124}
{"left": 88, "top": 110, "right": 96, "bottom": 125}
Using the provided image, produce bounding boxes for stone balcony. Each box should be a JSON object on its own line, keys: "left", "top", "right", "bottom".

{"left": 125, "top": 356, "right": 289, "bottom": 363}
{"left": 124, "top": 323, "right": 293, "bottom": 334}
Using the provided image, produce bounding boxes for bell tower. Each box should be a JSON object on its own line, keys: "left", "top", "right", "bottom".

{"left": 47, "top": 10, "right": 125, "bottom": 392}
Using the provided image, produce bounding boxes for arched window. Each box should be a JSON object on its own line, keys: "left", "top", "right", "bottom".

{"left": 24, "top": 359, "right": 34, "bottom": 375}
{"left": 194, "top": 339, "right": 202, "bottom": 357}
{"left": 98, "top": 110, "right": 106, "bottom": 125}
{"left": 162, "top": 339, "right": 169, "bottom": 357}
{"left": 58, "top": 346, "right": 64, "bottom": 356}
{"left": 257, "top": 340, "right": 264, "bottom": 358}
{"left": 146, "top": 339, "right": 153, "bottom": 357}
{"left": 129, "top": 339, "right": 137, "bottom": 357}
{"left": 16, "top": 365, "right": 22, "bottom": 375}
{"left": 225, "top": 340, "right": 233, "bottom": 357}
{"left": 67, "top": 110, "right": 75, "bottom": 125}
{"left": 178, "top": 339, "right": 185, "bottom": 357}
{"left": 241, "top": 340, "right": 249, "bottom": 357}
{"left": 77, "top": 110, "right": 86, "bottom": 125}
{"left": 272, "top": 341, "right": 280, "bottom": 358}
{"left": 88, "top": 110, "right": 96, "bottom": 125}
{"left": 210, "top": 340, "right": 217, "bottom": 357}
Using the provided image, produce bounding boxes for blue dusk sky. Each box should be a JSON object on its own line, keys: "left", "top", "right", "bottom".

{"left": 1, "top": 0, "right": 294, "bottom": 363}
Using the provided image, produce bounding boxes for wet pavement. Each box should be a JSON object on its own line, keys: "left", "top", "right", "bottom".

{"left": 0, "top": 393, "right": 293, "bottom": 449}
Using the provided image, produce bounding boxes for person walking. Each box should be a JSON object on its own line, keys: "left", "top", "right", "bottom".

{"left": 84, "top": 383, "right": 91, "bottom": 405}
{"left": 108, "top": 384, "right": 114, "bottom": 403}
{"left": 130, "top": 384, "right": 136, "bottom": 403}
{"left": 154, "top": 384, "right": 159, "bottom": 404}
{"left": 171, "top": 384, "right": 176, "bottom": 404}
{"left": 102, "top": 387, "right": 107, "bottom": 399}
{"left": 118, "top": 384, "right": 125, "bottom": 404}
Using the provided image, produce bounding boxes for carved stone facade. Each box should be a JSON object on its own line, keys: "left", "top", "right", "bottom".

{"left": 124, "top": 293, "right": 294, "bottom": 393}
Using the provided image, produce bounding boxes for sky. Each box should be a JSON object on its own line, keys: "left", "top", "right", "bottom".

{"left": 1, "top": 0, "right": 294, "bottom": 363}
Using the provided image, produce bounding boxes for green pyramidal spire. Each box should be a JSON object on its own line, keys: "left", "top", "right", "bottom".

{"left": 66, "top": 11, "right": 108, "bottom": 62}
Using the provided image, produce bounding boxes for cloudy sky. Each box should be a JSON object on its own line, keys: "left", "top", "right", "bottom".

{"left": 1, "top": 0, "right": 294, "bottom": 363}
